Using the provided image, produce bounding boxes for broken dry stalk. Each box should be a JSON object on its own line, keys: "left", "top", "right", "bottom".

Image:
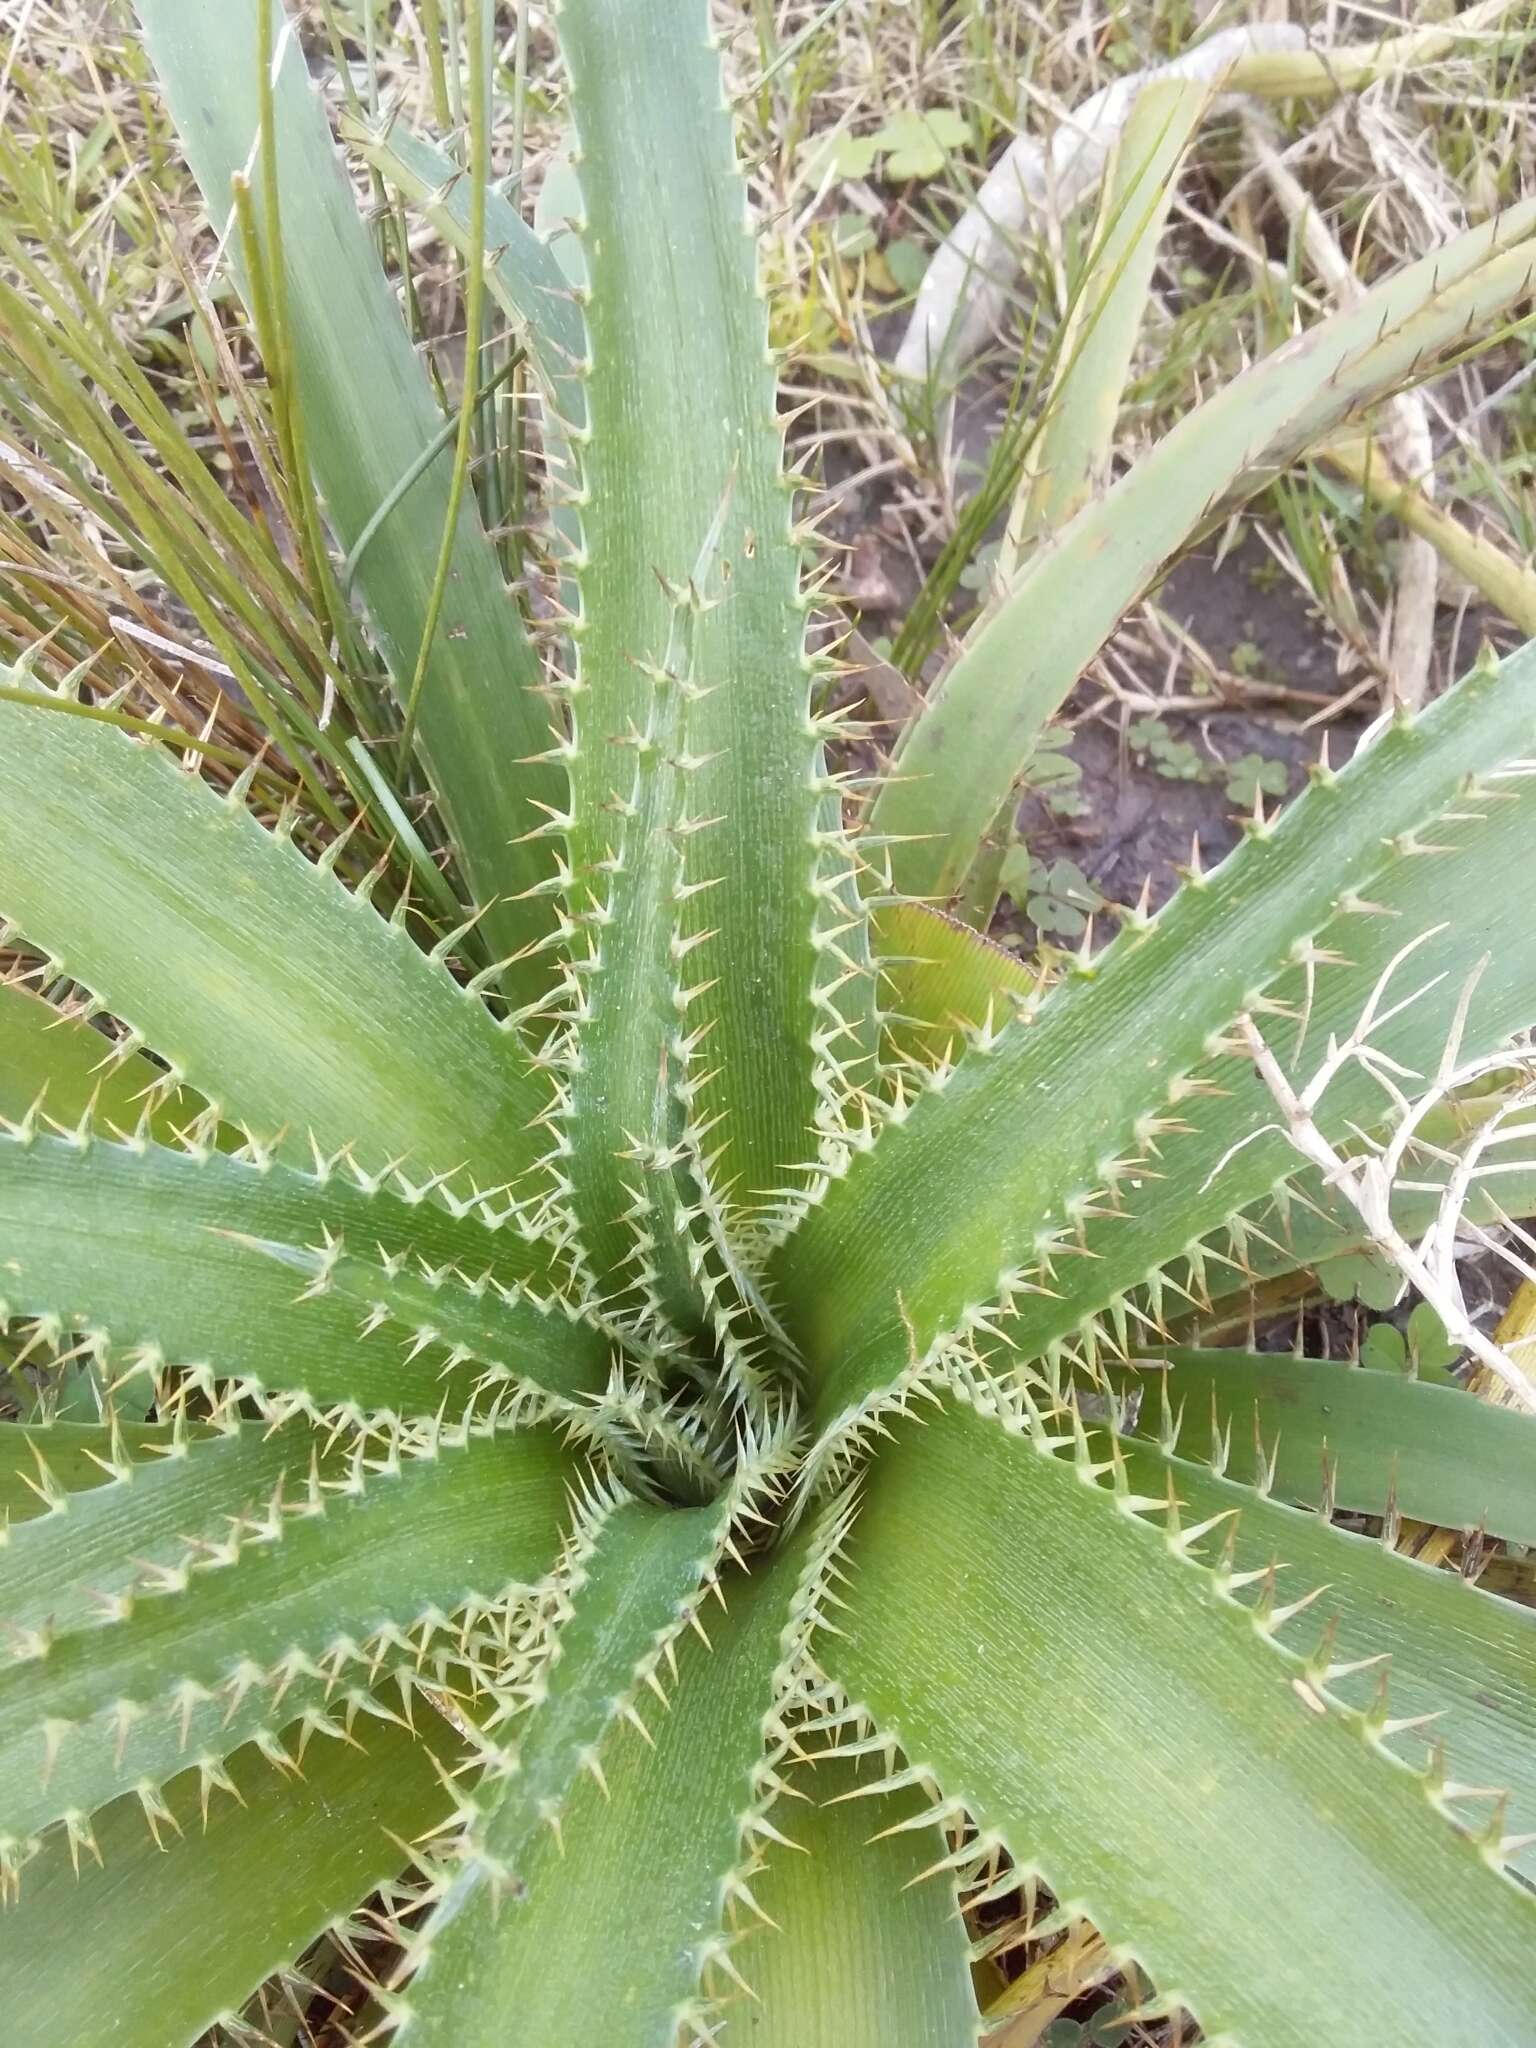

{"left": 1237, "top": 1008, "right": 1536, "bottom": 1409}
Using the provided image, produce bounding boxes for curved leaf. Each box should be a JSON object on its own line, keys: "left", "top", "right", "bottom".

{"left": 1002, "top": 76, "right": 1209, "bottom": 565}
{"left": 778, "top": 643, "right": 1536, "bottom": 1436}
{"left": 1115, "top": 1432, "right": 1536, "bottom": 1878}
{"left": 875, "top": 200, "right": 1536, "bottom": 903}
{"left": 828, "top": 1396, "right": 1536, "bottom": 2048}
{"left": 0, "top": 1130, "right": 611, "bottom": 1418}
{"left": 132, "top": 0, "right": 564, "bottom": 990}
{"left": 0, "top": 694, "right": 546, "bottom": 1189}
{"left": 341, "top": 114, "right": 585, "bottom": 444}
{"left": 0, "top": 1706, "right": 458, "bottom": 2047}
{"left": 1123, "top": 1348, "right": 1536, "bottom": 1543}
{"left": 0, "top": 1425, "right": 571, "bottom": 1861}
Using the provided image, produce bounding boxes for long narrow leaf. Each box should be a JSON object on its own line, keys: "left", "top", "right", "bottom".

{"left": 0, "top": 1130, "right": 612, "bottom": 1419}
{"left": 875, "top": 202, "right": 1536, "bottom": 903}
{"left": 745, "top": 1748, "right": 981, "bottom": 2044}
{"left": 0, "top": 1707, "right": 459, "bottom": 2046}
{"left": 341, "top": 115, "right": 585, "bottom": 452}
{"left": 1000, "top": 76, "right": 1208, "bottom": 569}
{"left": 132, "top": 0, "right": 564, "bottom": 992}
{"left": 551, "top": 0, "right": 872, "bottom": 1273}
{"left": 1122, "top": 1348, "right": 1536, "bottom": 1543}
{"left": 0, "top": 1425, "right": 570, "bottom": 1859}
{"left": 777, "top": 643, "right": 1536, "bottom": 1438}
{"left": 396, "top": 1532, "right": 811, "bottom": 2047}
{"left": 0, "top": 693, "right": 547, "bottom": 1190}
{"left": 400, "top": 1488, "right": 752, "bottom": 2037}
{"left": 830, "top": 1397, "right": 1536, "bottom": 2046}
{"left": 1117, "top": 1431, "right": 1536, "bottom": 1877}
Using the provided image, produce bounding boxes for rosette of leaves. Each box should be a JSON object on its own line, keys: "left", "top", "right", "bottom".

{"left": 3, "top": 3, "right": 1536, "bottom": 2043}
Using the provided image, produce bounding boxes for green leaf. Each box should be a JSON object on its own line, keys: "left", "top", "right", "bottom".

{"left": 554, "top": 0, "right": 872, "bottom": 1254}
{"left": 0, "top": 1420, "right": 178, "bottom": 1527}
{"left": 872, "top": 900, "right": 1036, "bottom": 1069}
{"left": 0, "top": 1706, "right": 459, "bottom": 2048}
{"left": 829, "top": 1396, "right": 1536, "bottom": 2047}
{"left": 341, "top": 111, "right": 589, "bottom": 602}
{"left": 0, "top": 979, "right": 201, "bottom": 1138}
{"left": 396, "top": 1531, "right": 812, "bottom": 2047}
{"left": 0, "top": 1418, "right": 304, "bottom": 1643}
{"left": 1114, "top": 1430, "right": 1536, "bottom": 1879}
{"left": 400, "top": 1488, "right": 748, "bottom": 2038}
{"left": 1006, "top": 853, "right": 1102, "bottom": 938}
{"left": 1002, "top": 77, "right": 1208, "bottom": 567}
{"left": 1317, "top": 1246, "right": 1407, "bottom": 1312}
{"left": 830, "top": 132, "right": 881, "bottom": 181}
{"left": 0, "top": 1130, "right": 611, "bottom": 1418}
{"left": 995, "top": 788, "right": 1536, "bottom": 1389}
{"left": 875, "top": 108, "right": 971, "bottom": 182}
{"left": 1223, "top": 752, "right": 1290, "bottom": 807}
{"left": 777, "top": 642, "right": 1536, "bottom": 1439}
{"left": 884, "top": 235, "right": 931, "bottom": 295}
{"left": 744, "top": 1748, "right": 981, "bottom": 2045}
{"left": 1408, "top": 1301, "right": 1462, "bottom": 1380}
{"left": 132, "top": 0, "right": 564, "bottom": 992}
{"left": 874, "top": 198, "right": 1536, "bottom": 903}
{"left": 0, "top": 1424, "right": 571, "bottom": 1861}
{"left": 880, "top": 911, "right": 1536, "bottom": 1329}
{"left": 0, "top": 693, "right": 547, "bottom": 1191}
{"left": 1360, "top": 1320, "right": 1409, "bottom": 1371}
{"left": 1121, "top": 1347, "right": 1536, "bottom": 1544}
{"left": 340, "top": 116, "right": 584, "bottom": 432}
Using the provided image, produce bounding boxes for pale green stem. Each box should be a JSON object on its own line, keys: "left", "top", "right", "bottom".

{"left": 345, "top": 734, "right": 468, "bottom": 928}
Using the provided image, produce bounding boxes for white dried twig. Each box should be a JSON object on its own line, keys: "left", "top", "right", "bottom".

{"left": 1236, "top": 968, "right": 1536, "bottom": 1409}
{"left": 1245, "top": 113, "right": 1439, "bottom": 709}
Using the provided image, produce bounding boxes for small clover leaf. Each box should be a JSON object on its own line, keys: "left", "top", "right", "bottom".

{"left": 1318, "top": 1249, "right": 1403, "bottom": 1312}
{"left": 1407, "top": 1301, "right": 1461, "bottom": 1383}
{"left": 1004, "top": 851, "right": 1103, "bottom": 938}
{"left": 830, "top": 131, "right": 881, "bottom": 180}
{"left": 1154, "top": 738, "right": 1205, "bottom": 781}
{"left": 1361, "top": 1322, "right": 1408, "bottom": 1374}
{"left": 873, "top": 107, "right": 971, "bottom": 181}
{"left": 883, "top": 235, "right": 930, "bottom": 294}
{"left": 1224, "top": 753, "right": 1289, "bottom": 807}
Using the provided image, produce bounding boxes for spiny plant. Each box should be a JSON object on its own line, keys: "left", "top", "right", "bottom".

{"left": 4, "top": 3, "right": 1536, "bottom": 2043}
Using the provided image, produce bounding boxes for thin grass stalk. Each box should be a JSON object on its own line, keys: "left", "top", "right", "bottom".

{"left": 398, "top": 0, "right": 491, "bottom": 772}
{"left": 497, "top": 0, "right": 536, "bottom": 590}
{"left": 253, "top": 0, "right": 361, "bottom": 707}
{"left": 416, "top": 0, "right": 454, "bottom": 130}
